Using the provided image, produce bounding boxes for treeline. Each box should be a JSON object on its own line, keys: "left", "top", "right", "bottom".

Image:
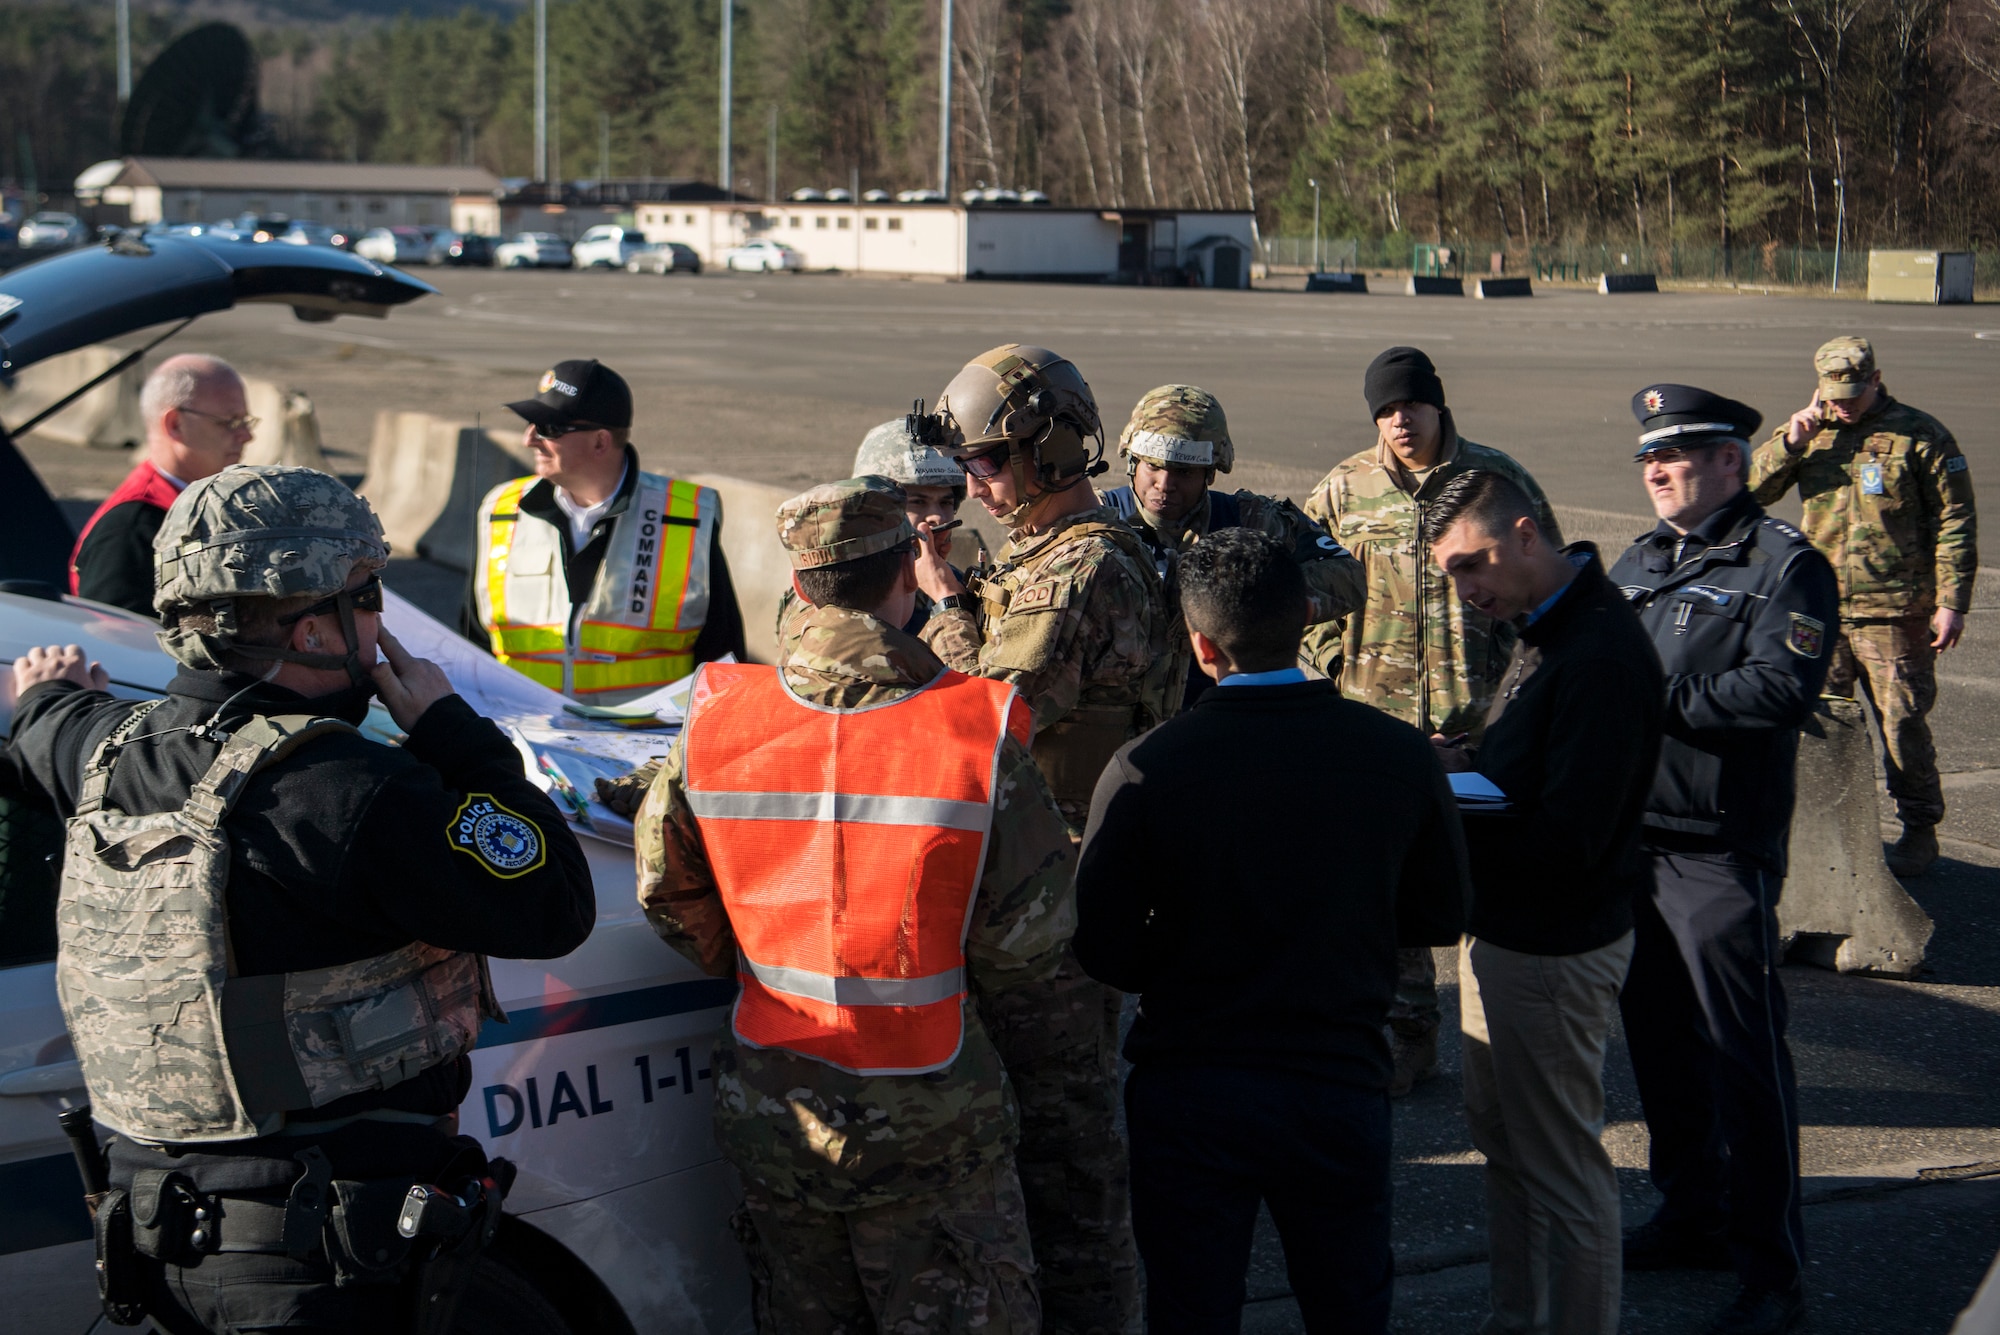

{"left": 12, "top": 0, "right": 2000, "bottom": 257}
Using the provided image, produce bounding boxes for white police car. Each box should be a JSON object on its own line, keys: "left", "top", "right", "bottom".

{"left": 0, "top": 237, "right": 750, "bottom": 1334}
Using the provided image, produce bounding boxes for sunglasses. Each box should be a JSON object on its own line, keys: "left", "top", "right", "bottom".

{"left": 532, "top": 421, "right": 607, "bottom": 443}
{"left": 179, "top": 407, "right": 261, "bottom": 434}
{"left": 956, "top": 447, "right": 1011, "bottom": 480}
{"left": 279, "top": 574, "right": 384, "bottom": 626}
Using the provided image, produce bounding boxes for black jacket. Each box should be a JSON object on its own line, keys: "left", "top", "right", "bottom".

{"left": 73, "top": 500, "right": 166, "bottom": 619}
{"left": 7, "top": 673, "right": 596, "bottom": 1125}
{"left": 1467, "top": 549, "right": 1665, "bottom": 955}
{"left": 1606, "top": 490, "right": 1838, "bottom": 870}
{"left": 1073, "top": 679, "right": 1469, "bottom": 1090}
{"left": 459, "top": 446, "right": 747, "bottom": 663}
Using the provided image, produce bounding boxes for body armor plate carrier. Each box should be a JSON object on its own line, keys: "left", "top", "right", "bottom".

{"left": 57, "top": 702, "right": 500, "bottom": 1144}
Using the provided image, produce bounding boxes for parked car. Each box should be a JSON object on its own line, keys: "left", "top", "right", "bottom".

{"left": 15, "top": 213, "right": 88, "bottom": 252}
{"left": 719, "top": 238, "right": 804, "bottom": 273}
{"left": 439, "top": 231, "right": 495, "bottom": 266}
{"left": 277, "top": 221, "right": 355, "bottom": 250}
{"left": 353, "top": 225, "right": 432, "bottom": 266}
{"left": 0, "top": 234, "right": 750, "bottom": 1335}
{"left": 625, "top": 241, "right": 702, "bottom": 276}
{"left": 228, "top": 212, "right": 292, "bottom": 241}
{"left": 496, "top": 232, "right": 575, "bottom": 269}
{"left": 572, "top": 225, "right": 649, "bottom": 270}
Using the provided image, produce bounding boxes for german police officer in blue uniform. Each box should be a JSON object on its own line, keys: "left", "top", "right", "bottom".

{"left": 1607, "top": 386, "right": 1838, "bottom": 1335}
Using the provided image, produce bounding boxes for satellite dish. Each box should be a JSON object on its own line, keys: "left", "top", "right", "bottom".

{"left": 121, "top": 23, "right": 262, "bottom": 158}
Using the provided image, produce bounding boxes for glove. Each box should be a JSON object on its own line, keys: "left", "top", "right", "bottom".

{"left": 594, "top": 760, "right": 664, "bottom": 817}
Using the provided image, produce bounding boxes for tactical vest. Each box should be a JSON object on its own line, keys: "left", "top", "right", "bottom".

{"left": 57, "top": 703, "right": 498, "bottom": 1144}
{"left": 970, "top": 516, "right": 1169, "bottom": 811}
{"left": 474, "top": 472, "right": 718, "bottom": 699}
{"left": 682, "top": 664, "right": 1029, "bottom": 1075}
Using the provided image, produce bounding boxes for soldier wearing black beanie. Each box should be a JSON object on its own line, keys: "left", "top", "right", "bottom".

{"left": 1363, "top": 346, "right": 1448, "bottom": 420}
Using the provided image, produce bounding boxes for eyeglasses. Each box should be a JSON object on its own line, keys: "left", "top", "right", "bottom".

{"left": 279, "top": 574, "right": 384, "bottom": 626}
{"left": 531, "top": 421, "right": 607, "bottom": 444}
{"left": 178, "top": 407, "right": 261, "bottom": 434}
{"left": 956, "top": 447, "right": 1010, "bottom": 480}
{"left": 1638, "top": 445, "right": 1718, "bottom": 467}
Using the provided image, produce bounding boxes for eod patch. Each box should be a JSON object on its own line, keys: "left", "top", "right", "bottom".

{"left": 448, "top": 795, "right": 546, "bottom": 878}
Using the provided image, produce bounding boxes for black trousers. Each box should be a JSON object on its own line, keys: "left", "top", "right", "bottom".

{"left": 1126, "top": 1063, "right": 1393, "bottom": 1334}
{"left": 139, "top": 1251, "right": 409, "bottom": 1335}
{"left": 1619, "top": 845, "right": 1806, "bottom": 1293}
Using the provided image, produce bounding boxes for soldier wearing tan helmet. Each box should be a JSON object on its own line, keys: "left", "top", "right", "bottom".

{"left": 9, "top": 466, "right": 593, "bottom": 1334}
{"left": 1103, "top": 383, "right": 1365, "bottom": 713}
{"left": 1748, "top": 336, "right": 1978, "bottom": 876}
{"left": 908, "top": 343, "right": 1163, "bottom": 1334}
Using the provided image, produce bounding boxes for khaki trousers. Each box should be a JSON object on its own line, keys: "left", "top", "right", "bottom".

{"left": 1461, "top": 932, "right": 1635, "bottom": 1335}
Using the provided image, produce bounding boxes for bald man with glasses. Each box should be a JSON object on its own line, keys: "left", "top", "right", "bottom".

{"left": 69, "top": 354, "right": 256, "bottom": 617}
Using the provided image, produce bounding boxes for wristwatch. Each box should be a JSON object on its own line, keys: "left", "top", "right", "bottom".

{"left": 937, "top": 594, "right": 969, "bottom": 613}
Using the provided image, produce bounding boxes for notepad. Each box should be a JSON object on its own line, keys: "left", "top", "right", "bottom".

{"left": 1448, "top": 772, "right": 1509, "bottom": 807}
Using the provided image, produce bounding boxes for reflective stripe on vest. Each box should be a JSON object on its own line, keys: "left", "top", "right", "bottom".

{"left": 474, "top": 472, "right": 717, "bottom": 698}
{"left": 682, "top": 663, "right": 1032, "bottom": 1076}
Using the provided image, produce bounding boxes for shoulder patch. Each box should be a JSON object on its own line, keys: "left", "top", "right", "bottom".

{"left": 1947, "top": 454, "right": 1970, "bottom": 474}
{"left": 1006, "top": 578, "right": 1071, "bottom": 614}
{"left": 448, "top": 795, "right": 547, "bottom": 878}
{"left": 1786, "top": 613, "right": 1826, "bottom": 660}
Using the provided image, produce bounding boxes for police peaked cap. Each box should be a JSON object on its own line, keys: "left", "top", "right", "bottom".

{"left": 1630, "top": 384, "right": 1762, "bottom": 459}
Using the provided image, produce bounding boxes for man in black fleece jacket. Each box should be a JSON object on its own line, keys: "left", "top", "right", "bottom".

{"left": 1074, "top": 528, "right": 1468, "bottom": 1335}
{"left": 1425, "top": 469, "right": 1664, "bottom": 1335}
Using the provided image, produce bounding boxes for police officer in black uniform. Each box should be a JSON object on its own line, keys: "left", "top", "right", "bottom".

{"left": 6, "top": 466, "right": 595, "bottom": 1334}
{"left": 1607, "top": 387, "right": 1838, "bottom": 1335}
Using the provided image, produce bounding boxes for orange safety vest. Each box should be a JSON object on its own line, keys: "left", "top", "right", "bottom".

{"left": 682, "top": 663, "right": 1032, "bottom": 1076}
{"left": 474, "top": 472, "right": 718, "bottom": 699}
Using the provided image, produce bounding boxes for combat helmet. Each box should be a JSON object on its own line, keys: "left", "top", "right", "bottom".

{"left": 1118, "top": 384, "right": 1234, "bottom": 477}
{"left": 852, "top": 417, "right": 965, "bottom": 502}
{"left": 907, "top": 344, "right": 1103, "bottom": 524}
{"left": 154, "top": 464, "right": 390, "bottom": 684}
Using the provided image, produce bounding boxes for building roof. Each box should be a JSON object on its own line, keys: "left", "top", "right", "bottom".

{"left": 90, "top": 157, "right": 502, "bottom": 196}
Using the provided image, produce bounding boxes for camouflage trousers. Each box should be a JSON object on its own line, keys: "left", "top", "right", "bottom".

{"left": 1826, "top": 615, "right": 1944, "bottom": 828}
{"left": 985, "top": 944, "right": 1142, "bottom": 1335}
{"left": 731, "top": 1160, "right": 1040, "bottom": 1335}
{"left": 1389, "top": 945, "right": 1441, "bottom": 1039}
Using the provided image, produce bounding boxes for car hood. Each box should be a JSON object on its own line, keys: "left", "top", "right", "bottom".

{"left": 0, "top": 233, "right": 436, "bottom": 375}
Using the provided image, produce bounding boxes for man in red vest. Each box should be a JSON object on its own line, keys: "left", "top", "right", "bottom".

{"left": 633, "top": 476, "right": 1075, "bottom": 1334}
{"left": 70, "top": 354, "right": 255, "bottom": 616}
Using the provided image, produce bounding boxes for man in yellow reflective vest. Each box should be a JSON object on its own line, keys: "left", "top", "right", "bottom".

{"left": 467, "top": 359, "right": 745, "bottom": 699}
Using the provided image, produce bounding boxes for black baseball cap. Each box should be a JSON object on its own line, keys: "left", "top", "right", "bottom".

{"left": 506, "top": 359, "right": 633, "bottom": 430}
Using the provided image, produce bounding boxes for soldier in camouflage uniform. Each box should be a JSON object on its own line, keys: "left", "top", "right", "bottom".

{"left": 635, "top": 477, "right": 1075, "bottom": 1335}
{"left": 909, "top": 344, "right": 1163, "bottom": 1335}
{"left": 1302, "top": 346, "right": 1561, "bottom": 1097}
{"left": 773, "top": 417, "right": 975, "bottom": 643}
{"left": 1749, "top": 336, "right": 1977, "bottom": 877}
{"left": 1101, "top": 384, "right": 1366, "bottom": 714}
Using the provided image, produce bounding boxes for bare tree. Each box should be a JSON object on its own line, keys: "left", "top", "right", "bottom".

{"left": 1113, "top": 0, "right": 1165, "bottom": 204}
{"left": 953, "top": 0, "right": 1012, "bottom": 185}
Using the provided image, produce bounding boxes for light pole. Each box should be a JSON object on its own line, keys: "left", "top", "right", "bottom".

{"left": 1831, "top": 176, "right": 1846, "bottom": 295}
{"left": 533, "top": 0, "right": 547, "bottom": 182}
{"left": 939, "top": 0, "right": 953, "bottom": 197}
{"left": 1308, "top": 177, "right": 1320, "bottom": 273}
{"left": 115, "top": 0, "right": 131, "bottom": 105}
{"left": 719, "top": 0, "right": 733, "bottom": 195}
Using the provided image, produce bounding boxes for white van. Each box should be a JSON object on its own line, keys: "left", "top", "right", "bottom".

{"left": 0, "top": 236, "right": 751, "bottom": 1334}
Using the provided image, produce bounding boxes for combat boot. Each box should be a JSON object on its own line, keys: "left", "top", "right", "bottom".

{"left": 1886, "top": 823, "right": 1939, "bottom": 878}
{"left": 1387, "top": 1027, "right": 1437, "bottom": 1097}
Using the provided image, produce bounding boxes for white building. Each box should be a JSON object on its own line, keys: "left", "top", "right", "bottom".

{"left": 633, "top": 199, "right": 1258, "bottom": 286}
{"left": 74, "top": 157, "right": 502, "bottom": 235}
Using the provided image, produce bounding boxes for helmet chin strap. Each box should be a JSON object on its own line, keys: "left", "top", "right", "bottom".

{"left": 232, "top": 589, "right": 375, "bottom": 690}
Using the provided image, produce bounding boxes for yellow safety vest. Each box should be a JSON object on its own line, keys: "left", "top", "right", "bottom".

{"left": 474, "top": 472, "right": 718, "bottom": 699}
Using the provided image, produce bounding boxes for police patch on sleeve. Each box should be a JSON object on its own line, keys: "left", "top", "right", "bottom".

{"left": 448, "top": 795, "right": 547, "bottom": 878}
{"left": 1786, "top": 613, "right": 1826, "bottom": 659}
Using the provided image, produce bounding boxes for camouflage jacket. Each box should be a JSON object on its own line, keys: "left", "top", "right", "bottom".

{"left": 1301, "top": 426, "right": 1561, "bottom": 738}
{"left": 1104, "top": 485, "right": 1366, "bottom": 714}
{"left": 635, "top": 604, "right": 1076, "bottom": 1212}
{"left": 921, "top": 501, "right": 1169, "bottom": 823}
{"left": 1748, "top": 394, "right": 1978, "bottom": 617}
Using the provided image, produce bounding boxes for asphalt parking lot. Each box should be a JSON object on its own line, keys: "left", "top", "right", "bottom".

{"left": 19, "top": 266, "right": 2000, "bottom": 1331}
